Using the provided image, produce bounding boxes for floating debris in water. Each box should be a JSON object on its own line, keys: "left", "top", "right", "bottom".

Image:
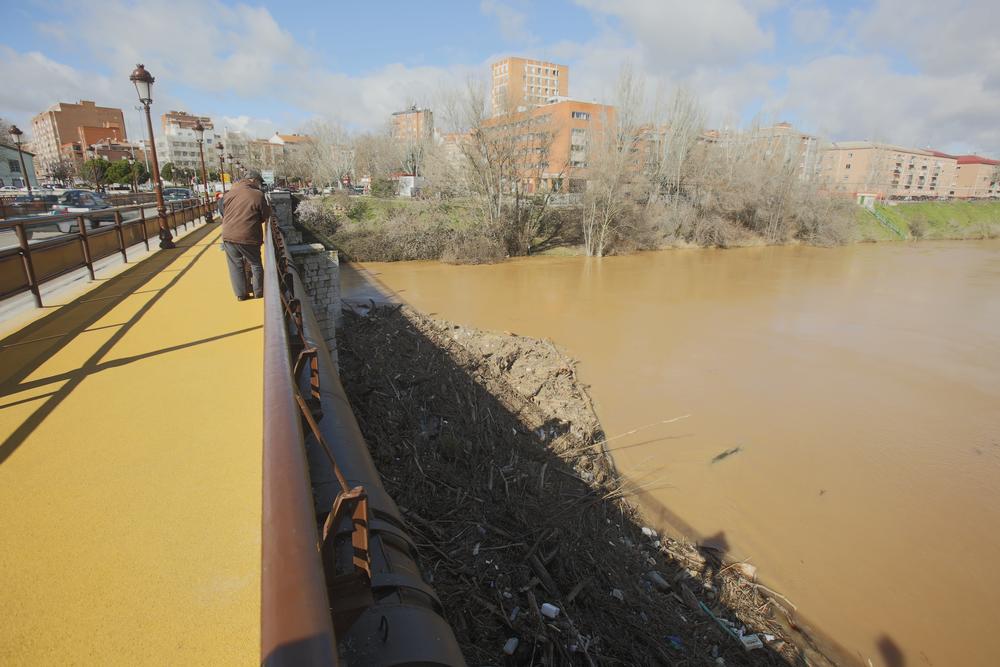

{"left": 711, "top": 446, "right": 743, "bottom": 464}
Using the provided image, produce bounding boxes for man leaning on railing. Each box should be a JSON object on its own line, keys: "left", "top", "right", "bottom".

{"left": 220, "top": 169, "right": 271, "bottom": 301}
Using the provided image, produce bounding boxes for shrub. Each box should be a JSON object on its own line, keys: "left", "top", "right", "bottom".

{"left": 296, "top": 197, "right": 341, "bottom": 234}
{"left": 347, "top": 198, "right": 372, "bottom": 221}
{"left": 371, "top": 178, "right": 396, "bottom": 198}
{"left": 441, "top": 230, "right": 506, "bottom": 264}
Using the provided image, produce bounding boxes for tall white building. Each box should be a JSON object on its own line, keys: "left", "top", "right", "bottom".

{"left": 154, "top": 111, "right": 220, "bottom": 178}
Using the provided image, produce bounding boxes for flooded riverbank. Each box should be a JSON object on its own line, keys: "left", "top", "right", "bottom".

{"left": 343, "top": 239, "right": 1000, "bottom": 665}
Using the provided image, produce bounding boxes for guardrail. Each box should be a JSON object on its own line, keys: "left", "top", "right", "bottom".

{"left": 263, "top": 216, "right": 464, "bottom": 666}
{"left": 0, "top": 197, "right": 213, "bottom": 307}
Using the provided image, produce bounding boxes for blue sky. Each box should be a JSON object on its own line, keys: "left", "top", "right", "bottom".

{"left": 2, "top": 0, "right": 997, "bottom": 155}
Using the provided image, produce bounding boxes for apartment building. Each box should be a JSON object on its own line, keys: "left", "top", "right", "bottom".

{"left": 952, "top": 155, "right": 1000, "bottom": 198}
{"left": 30, "top": 100, "right": 127, "bottom": 180}
{"left": 155, "top": 111, "right": 219, "bottom": 175}
{"left": 246, "top": 132, "right": 315, "bottom": 171}
{"left": 491, "top": 57, "right": 569, "bottom": 115}
{"left": 0, "top": 144, "right": 38, "bottom": 188}
{"left": 819, "top": 142, "right": 958, "bottom": 199}
{"left": 391, "top": 105, "right": 434, "bottom": 143}
{"left": 756, "top": 122, "right": 821, "bottom": 180}
{"left": 482, "top": 97, "right": 614, "bottom": 193}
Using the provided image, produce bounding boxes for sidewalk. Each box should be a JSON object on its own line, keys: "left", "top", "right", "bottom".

{"left": 0, "top": 223, "right": 262, "bottom": 664}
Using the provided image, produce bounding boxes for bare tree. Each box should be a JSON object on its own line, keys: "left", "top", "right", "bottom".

{"left": 647, "top": 87, "right": 705, "bottom": 209}
{"left": 455, "top": 79, "right": 563, "bottom": 254}
{"left": 581, "top": 65, "right": 648, "bottom": 257}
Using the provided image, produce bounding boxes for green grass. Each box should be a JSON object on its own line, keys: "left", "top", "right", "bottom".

{"left": 870, "top": 201, "right": 1000, "bottom": 240}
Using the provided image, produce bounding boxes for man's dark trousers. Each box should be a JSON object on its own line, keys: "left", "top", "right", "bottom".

{"left": 223, "top": 241, "right": 263, "bottom": 298}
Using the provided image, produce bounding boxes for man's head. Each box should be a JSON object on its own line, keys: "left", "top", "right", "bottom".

{"left": 243, "top": 170, "right": 263, "bottom": 187}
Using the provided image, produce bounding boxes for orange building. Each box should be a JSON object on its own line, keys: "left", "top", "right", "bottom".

{"left": 161, "top": 110, "right": 213, "bottom": 133}
{"left": 952, "top": 155, "right": 1000, "bottom": 198}
{"left": 491, "top": 57, "right": 569, "bottom": 115}
{"left": 391, "top": 106, "right": 434, "bottom": 142}
{"left": 818, "top": 142, "right": 959, "bottom": 199}
{"left": 482, "top": 98, "right": 614, "bottom": 193}
{"left": 30, "top": 100, "right": 127, "bottom": 180}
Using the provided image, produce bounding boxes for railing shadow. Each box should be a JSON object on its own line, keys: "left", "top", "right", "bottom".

{"left": 335, "top": 292, "right": 811, "bottom": 665}
{"left": 0, "top": 223, "right": 218, "bottom": 465}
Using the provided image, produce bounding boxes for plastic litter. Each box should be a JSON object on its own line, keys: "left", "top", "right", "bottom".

{"left": 540, "top": 602, "right": 560, "bottom": 619}
{"left": 666, "top": 635, "right": 684, "bottom": 651}
{"left": 611, "top": 588, "right": 624, "bottom": 601}
{"left": 740, "top": 634, "right": 764, "bottom": 651}
{"left": 509, "top": 606, "right": 520, "bottom": 622}
{"left": 503, "top": 637, "right": 519, "bottom": 655}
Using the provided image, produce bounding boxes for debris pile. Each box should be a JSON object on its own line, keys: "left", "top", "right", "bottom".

{"left": 337, "top": 305, "right": 829, "bottom": 665}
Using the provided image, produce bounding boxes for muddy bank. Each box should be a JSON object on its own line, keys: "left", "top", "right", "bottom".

{"left": 337, "top": 305, "right": 830, "bottom": 665}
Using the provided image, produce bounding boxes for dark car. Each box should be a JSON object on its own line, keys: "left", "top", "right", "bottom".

{"left": 49, "top": 190, "right": 115, "bottom": 232}
{"left": 162, "top": 188, "right": 195, "bottom": 202}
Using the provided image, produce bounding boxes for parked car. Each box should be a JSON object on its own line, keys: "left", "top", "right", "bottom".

{"left": 162, "top": 187, "right": 195, "bottom": 201}
{"left": 49, "top": 190, "right": 115, "bottom": 232}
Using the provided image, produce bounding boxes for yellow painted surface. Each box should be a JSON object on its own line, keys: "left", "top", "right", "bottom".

{"left": 0, "top": 224, "right": 262, "bottom": 665}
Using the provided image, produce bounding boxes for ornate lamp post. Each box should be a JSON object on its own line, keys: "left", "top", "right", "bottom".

{"left": 8, "top": 125, "right": 33, "bottom": 198}
{"left": 129, "top": 63, "right": 174, "bottom": 249}
{"left": 215, "top": 142, "right": 227, "bottom": 194}
{"left": 193, "top": 120, "right": 211, "bottom": 200}
{"left": 127, "top": 155, "right": 138, "bottom": 193}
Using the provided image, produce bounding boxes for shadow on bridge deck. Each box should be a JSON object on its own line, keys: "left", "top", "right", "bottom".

{"left": 0, "top": 222, "right": 263, "bottom": 663}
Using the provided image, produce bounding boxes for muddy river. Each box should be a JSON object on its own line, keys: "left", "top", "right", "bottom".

{"left": 343, "top": 240, "right": 1000, "bottom": 666}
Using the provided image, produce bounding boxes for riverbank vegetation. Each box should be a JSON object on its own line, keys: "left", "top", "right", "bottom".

{"left": 293, "top": 67, "right": 996, "bottom": 263}
{"left": 857, "top": 201, "right": 1000, "bottom": 241}
{"left": 337, "top": 304, "right": 836, "bottom": 665}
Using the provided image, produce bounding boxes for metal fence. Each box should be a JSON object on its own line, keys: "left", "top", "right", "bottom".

{"left": 0, "top": 191, "right": 161, "bottom": 220}
{"left": 262, "top": 216, "right": 464, "bottom": 666}
{"left": 0, "top": 197, "right": 213, "bottom": 307}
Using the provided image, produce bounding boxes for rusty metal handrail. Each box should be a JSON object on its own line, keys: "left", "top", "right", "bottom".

{"left": 263, "top": 203, "right": 464, "bottom": 666}
{"left": 0, "top": 197, "right": 212, "bottom": 307}
{"left": 262, "top": 219, "right": 338, "bottom": 666}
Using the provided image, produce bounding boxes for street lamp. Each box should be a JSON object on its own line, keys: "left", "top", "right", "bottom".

{"left": 129, "top": 63, "right": 174, "bottom": 249}
{"left": 8, "top": 125, "right": 32, "bottom": 199}
{"left": 127, "top": 155, "right": 138, "bottom": 194}
{"left": 192, "top": 120, "right": 213, "bottom": 221}
{"left": 216, "top": 142, "right": 227, "bottom": 194}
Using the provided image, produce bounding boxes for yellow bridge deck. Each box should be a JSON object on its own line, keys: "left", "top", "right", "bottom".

{"left": 0, "top": 223, "right": 262, "bottom": 664}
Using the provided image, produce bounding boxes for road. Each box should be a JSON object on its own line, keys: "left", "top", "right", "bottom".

{"left": 0, "top": 205, "right": 160, "bottom": 251}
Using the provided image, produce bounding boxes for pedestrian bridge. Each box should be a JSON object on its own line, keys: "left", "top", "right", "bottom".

{"left": 0, "top": 221, "right": 264, "bottom": 664}
{"left": 0, "top": 201, "right": 463, "bottom": 666}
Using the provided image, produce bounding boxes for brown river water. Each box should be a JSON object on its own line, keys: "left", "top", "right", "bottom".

{"left": 343, "top": 240, "right": 1000, "bottom": 666}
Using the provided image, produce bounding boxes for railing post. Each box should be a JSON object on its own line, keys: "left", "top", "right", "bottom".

{"left": 14, "top": 222, "right": 42, "bottom": 308}
{"left": 113, "top": 210, "right": 128, "bottom": 263}
{"left": 76, "top": 215, "right": 96, "bottom": 280}
{"left": 138, "top": 206, "right": 150, "bottom": 251}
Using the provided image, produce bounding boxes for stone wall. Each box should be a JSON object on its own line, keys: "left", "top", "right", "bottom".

{"left": 289, "top": 243, "right": 342, "bottom": 368}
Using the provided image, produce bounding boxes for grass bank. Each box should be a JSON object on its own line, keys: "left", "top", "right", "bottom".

{"left": 857, "top": 201, "right": 1000, "bottom": 241}
{"left": 298, "top": 195, "right": 1000, "bottom": 263}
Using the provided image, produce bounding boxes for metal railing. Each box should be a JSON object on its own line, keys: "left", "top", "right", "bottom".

{"left": 0, "top": 191, "right": 161, "bottom": 220}
{"left": 262, "top": 215, "right": 464, "bottom": 666}
{"left": 262, "top": 220, "right": 339, "bottom": 666}
{"left": 0, "top": 197, "right": 213, "bottom": 307}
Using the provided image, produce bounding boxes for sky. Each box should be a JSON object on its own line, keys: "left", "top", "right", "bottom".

{"left": 1, "top": 0, "right": 998, "bottom": 155}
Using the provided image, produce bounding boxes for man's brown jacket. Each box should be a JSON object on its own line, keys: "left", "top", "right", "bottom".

{"left": 221, "top": 181, "right": 272, "bottom": 246}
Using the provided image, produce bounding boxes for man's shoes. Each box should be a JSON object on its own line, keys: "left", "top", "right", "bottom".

{"left": 237, "top": 295, "right": 250, "bottom": 301}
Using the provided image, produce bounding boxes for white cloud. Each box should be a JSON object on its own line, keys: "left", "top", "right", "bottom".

{"left": 575, "top": 0, "right": 774, "bottom": 72}
{"left": 3, "top": 0, "right": 998, "bottom": 156}
{"left": 481, "top": 0, "right": 536, "bottom": 43}
{"left": 790, "top": 4, "right": 832, "bottom": 44}
{"left": 781, "top": 53, "right": 1000, "bottom": 154}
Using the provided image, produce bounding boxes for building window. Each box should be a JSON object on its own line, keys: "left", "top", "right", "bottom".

{"left": 571, "top": 111, "right": 590, "bottom": 120}
{"left": 9, "top": 160, "right": 21, "bottom": 173}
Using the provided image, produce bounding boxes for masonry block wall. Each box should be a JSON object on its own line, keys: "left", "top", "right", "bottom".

{"left": 289, "top": 243, "right": 342, "bottom": 368}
